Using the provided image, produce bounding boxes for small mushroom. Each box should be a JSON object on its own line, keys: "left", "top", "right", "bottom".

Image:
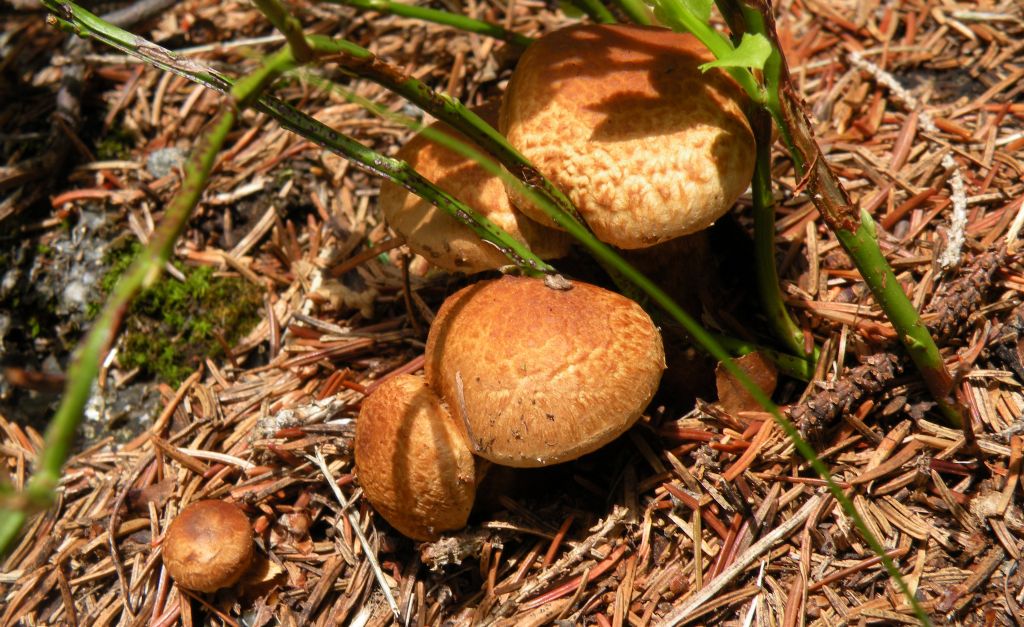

{"left": 425, "top": 276, "right": 665, "bottom": 467}
{"left": 500, "top": 24, "right": 755, "bottom": 249}
{"left": 354, "top": 374, "right": 477, "bottom": 541}
{"left": 161, "top": 500, "right": 254, "bottom": 592}
{"left": 379, "top": 106, "right": 571, "bottom": 273}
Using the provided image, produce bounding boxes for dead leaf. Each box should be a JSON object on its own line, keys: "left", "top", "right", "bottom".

{"left": 715, "top": 352, "right": 778, "bottom": 419}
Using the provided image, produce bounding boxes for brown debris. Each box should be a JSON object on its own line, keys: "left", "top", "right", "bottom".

{"left": 2, "top": 0, "right": 1024, "bottom": 624}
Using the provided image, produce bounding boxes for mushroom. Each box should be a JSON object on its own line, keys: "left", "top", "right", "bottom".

{"left": 500, "top": 24, "right": 755, "bottom": 249}
{"left": 354, "top": 374, "right": 477, "bottom": 541}
{"left": 379, "top": 105, "right": 571, "bottom": 273}
{"left": 161, "top": 500, "right": 255, "bottom": 592}
{"left": 425, "top": 276, "right": 665, "bottom": 467}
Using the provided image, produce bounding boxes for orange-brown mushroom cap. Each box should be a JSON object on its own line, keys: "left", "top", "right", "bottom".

{"left": 355, "top": 374, "right": 477, "bottom": 541}
{"left": 500, "top": 24, "right": 755, "bottom": 249}
{"left": 379, "top": 108, "right": 571, "bottom": 273}
{"left": 425, "top": 276, "right": 665, "bottom": 467}
{"left": 162, "top": 500, "right": 254, "bottom": 593}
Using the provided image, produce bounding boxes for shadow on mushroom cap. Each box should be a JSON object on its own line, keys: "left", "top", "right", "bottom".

{"left": 379, "top": 104, "right": 571, "bottom": 273}
{"left": 500, "top": 24, "right": 755, "bottom": 249}
{"left": 355, "top": 374, "right": 477, "bottom": 541}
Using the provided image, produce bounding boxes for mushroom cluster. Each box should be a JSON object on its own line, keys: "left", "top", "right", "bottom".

{"left": 357, "top": 24, "right": 756, "bottom": 539}
{"left": 356, "top": 276, "right": 664, "bottom": 539}
{"left": 379, "top": 24, "right": 753, "bottom": 268}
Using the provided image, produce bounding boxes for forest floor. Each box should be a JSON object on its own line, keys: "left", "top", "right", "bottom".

{"left": 1, "top": 0, "right": 1023, "bottom": 624}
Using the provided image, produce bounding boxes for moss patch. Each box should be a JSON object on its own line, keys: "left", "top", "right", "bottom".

{"left": 103, "top": 243, "right": 263, "bottom": 385}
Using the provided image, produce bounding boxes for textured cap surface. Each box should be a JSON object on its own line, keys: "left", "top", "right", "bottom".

{"left": 500, "top": 24, "right": 755, "bottom": 249}
{"left": 162, "top": 500, "right": 254, "bottom": 592}
{"left": 380, "top": 108, "right": 571, "bottom": 272}
{"left": 425, "top": 276, "right": 665, "bottom": 467}
{"left": 355, "top": 374, "right": 476, "bottom": 540}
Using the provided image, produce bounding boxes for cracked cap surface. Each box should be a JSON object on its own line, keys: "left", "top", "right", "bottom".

{"left": 355, "top": 374, "right": 477, "bottom": 540}
{"left": 425, "top": 276, "right": 665, "bottom": 467}
{"left": 500, "top": 24, "right": 755, "bottom": 249}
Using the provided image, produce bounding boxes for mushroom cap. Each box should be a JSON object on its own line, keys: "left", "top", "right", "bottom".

{"left": 354, "top": 374, "right": 477, "bottom": 541}
{"left": 379, "top": 106, "right": 571, "bottom": 273}
{"left": 500, "top": 24, "right": 755, "bottom": 249}
{"left": 162, "top": 500, "right": 254, "bottom": 592}
{"left": 425, "top": 276, "right": 665, "bottom": 467}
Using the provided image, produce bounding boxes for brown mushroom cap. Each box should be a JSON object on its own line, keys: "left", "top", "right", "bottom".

{"left": 500, "top": 24, "right": 755, "bottom": 249}
{"left": 379, "top": 107, "right": 571, "bottom": 273}
{"left": 425, "top": 276, "right": 665, "bottom": 467}
{"left": 354, "top": 374, "right": 477, "bottom": 540}
{"left": 162, "top": 500, "right": 254, "bottom": 592}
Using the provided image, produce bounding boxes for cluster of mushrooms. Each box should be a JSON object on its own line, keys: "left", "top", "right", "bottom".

{"left": 357, "top": 24, "right": 756, "bottom": 541}
{"left": 157, "top": 24, "right": 757, "bottom": 594}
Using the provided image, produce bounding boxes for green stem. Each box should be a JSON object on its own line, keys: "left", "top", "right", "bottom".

{"left": 749, "top": 4, "right": 959, "bottom": 431}
{"left": 736, "top": 4, "right": 800, "bottom": 167}
{"left": 252, "top": 0, "right": 314, "bottom": 61}
{"left": 835, "top": 213, "right": 959, "bottom": 426}
{"left": 255, "top": 95, "right": 553, "bottom": 275}
{"left": 572, "top": 0, "right": 618, "bottom": 23}
{"left": 324, "top": 0, "right": 533, "bottom": 47}
{"left": 0, "top": 109, "right": 238, "bottom": 556}
{"left": 304, "top": 34, "right": 590, "bottom": 230}
{"left": 612, "top": 0, "right": 653, "bottom": 24}
{"left": 750, "top": 108, "right": 809, "bottom": 360}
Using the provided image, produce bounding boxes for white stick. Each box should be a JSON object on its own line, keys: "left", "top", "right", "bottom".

{"left": 847, "top": 51, "right": 968, "bottom": 270}
{"left": 659, "top": 494, "right": 825, "bottom": 626}
{"left": 306, "top": 448, "right": 402, "bottom": 621}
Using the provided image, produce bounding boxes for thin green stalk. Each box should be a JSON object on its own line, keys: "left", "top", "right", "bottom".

{"left": 750, "top": 108, "right": 809, "bottom": 360}
{"left": 256, "top": 95, "right": 554, "bottom": 275}
{"left": 734, "top": 4, "right": 800, "bottom": 166}
{"left": 43, "top": 1, "right": 553, "bottom": 276}
{"left": 304, "top": 34, "right": 590, "bottom": 230}
{"left": 0, "top": 109, "right": 237, "bottom": 556}
{"left": 613, "top": 0, "right": 653, "bottom": 24}
{"left": 324, "top": 0, "right": 533, "bottom": 47}
{"left": 683, "top": 0, "right": 957, "bottom": 428}
{"left": 252, "top": 0, "right": 314, "bottom": 61}
{"left": 742, "top": 1, "right": 960, "bottom": 432}
{"left": 572, "top": 0, "right": 618, "bottom": 23}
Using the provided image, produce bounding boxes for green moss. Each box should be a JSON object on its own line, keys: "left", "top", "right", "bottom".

{"left": 100, "top": 242, "right": 263, "bottom": 385}
{"left": 95, "top": 124, "right": 136, "bottom": 161}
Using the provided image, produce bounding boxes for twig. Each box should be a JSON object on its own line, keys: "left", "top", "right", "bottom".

{"left": 847, "top": 51, "right": 969, "bottom": 270}
{"left": 305, "top": 448, "right": 402, "bottom": 621}
{"left": 660, "top": 493, "right": 825, "bottom": 626}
